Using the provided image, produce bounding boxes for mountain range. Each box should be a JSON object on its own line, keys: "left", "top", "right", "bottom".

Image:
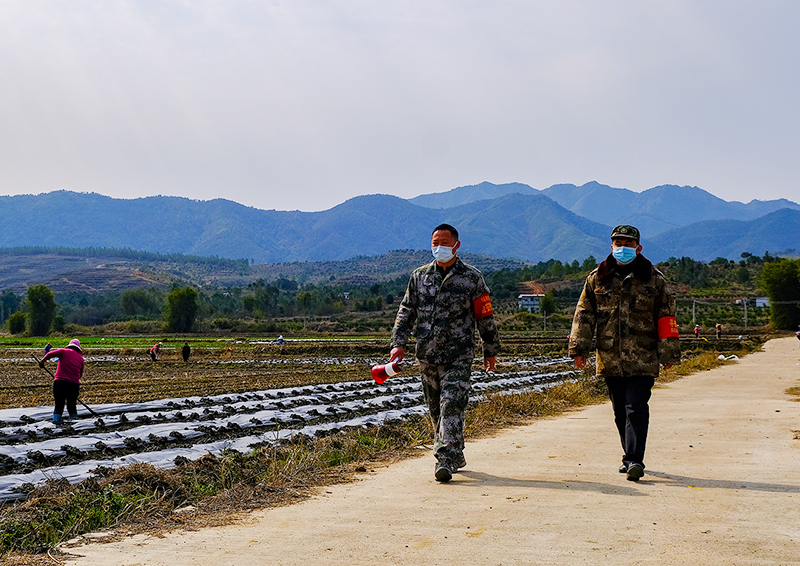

{"left": 1, "top": 182, "right": 798, "bottom": 265}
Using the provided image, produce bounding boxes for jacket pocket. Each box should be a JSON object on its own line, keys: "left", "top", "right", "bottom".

{"left": 634, "top": 286, "right": 658, "bottom": 313}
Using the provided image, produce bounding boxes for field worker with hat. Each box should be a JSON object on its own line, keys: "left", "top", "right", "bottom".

{"left": 149, "top": 342, "right": 162, "bottom": 362}
{"left": 40, "top": 339, "right": 85, "bottom": 424}
{"left": 569, "top": 225, "right": 680, "bottom": 481}
{"left": 390, "top": 223, "right": 501, "bottom": 483}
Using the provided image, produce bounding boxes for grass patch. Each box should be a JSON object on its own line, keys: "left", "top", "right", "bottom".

{"left": 466, "top": 375, "right": 607, "bottom": 435}
{"left": 657, "top": 340, "right": 763, "bottom": 385}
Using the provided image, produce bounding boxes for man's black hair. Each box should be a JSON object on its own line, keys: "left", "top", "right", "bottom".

{"left": 432, "top": 223, "right": 458, "bottom": 240}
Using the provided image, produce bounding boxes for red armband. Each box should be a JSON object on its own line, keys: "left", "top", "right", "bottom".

{"left": 658, "top": 316, "right": 679, "bottom": 339}
{"left": 473, "top": 293, "right": 494, "bottom": 319}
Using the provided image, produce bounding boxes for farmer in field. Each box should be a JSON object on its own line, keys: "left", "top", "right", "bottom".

{"left": 390, "top": 223, "right": 501, "bottom": 483}
{"left": 39, "top": 338, "right": 85, "bottom": 424}
{"left": 569, "top": 225, "right": 680, "bottom": 482}
{"left": 149, "top": 342, "right": 162, "bottom": 362}
{"left": 181, "top": 342, "right": 191, "bottom": 362}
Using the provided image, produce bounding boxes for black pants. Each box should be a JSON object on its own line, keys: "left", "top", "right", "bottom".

{"left": 605, "top": 375, "right": 655, "bottom": 467}
{"left": 53, "top": 380, "right": 80, "bottom": 417}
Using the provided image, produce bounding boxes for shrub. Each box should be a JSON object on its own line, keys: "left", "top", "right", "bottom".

{"left": 7, "top": 312, "right": 26, "bottom": 334}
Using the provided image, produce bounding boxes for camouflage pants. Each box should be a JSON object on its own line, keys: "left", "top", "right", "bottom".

{"left": 418, "top": 360, "right": 472, "bottom": 469}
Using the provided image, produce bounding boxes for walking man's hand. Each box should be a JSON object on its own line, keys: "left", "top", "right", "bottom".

{"left": 390, "top": 346, "right": 405, "bottom": 363}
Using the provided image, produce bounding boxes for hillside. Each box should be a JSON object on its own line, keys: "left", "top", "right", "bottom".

{"left": 0, "top": 184, "right": 798, "bottom": 267}
{"left": 0, "top": 248, "right": 252, "bottom": 293}
{"left": 408, "top": 181, "right": 540, "bottom": 208}
{"left": 542, "top": 182, "right": 800, "bottom": 236}
{"left": 651, "top": 208, "right": 800, "bottom": 261}
{"left": 0, "top": 247, "right": 526, "bottom": 294}
{"left": 1, "top": 191, "right": 611, "bottom": 263}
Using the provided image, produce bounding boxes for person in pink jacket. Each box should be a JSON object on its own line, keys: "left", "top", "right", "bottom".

{"left": 40, "top": 338, "right": 85, "bottom": 424}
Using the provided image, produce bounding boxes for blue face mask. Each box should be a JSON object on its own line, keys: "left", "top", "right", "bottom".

{"left": 612, "top": 245, "right": 637, "bottom": 265}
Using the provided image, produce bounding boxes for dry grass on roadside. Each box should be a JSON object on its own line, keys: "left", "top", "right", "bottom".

{"left": 466, "top": 375, "right": 607, "bottom": 436}
{"left": 657, "top": 345, "right": 760, "bottom": 385}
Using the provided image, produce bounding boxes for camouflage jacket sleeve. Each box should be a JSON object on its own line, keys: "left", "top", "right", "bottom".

{"left": 391, "top": 273, "right": 419, "bottom": 350}
{"left": 569, "top": 272, "right": 597, "bottom": 358}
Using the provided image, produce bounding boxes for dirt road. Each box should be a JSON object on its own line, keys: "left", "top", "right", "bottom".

{"left": 63, "top": 337, "right": 800, "bottom": 565}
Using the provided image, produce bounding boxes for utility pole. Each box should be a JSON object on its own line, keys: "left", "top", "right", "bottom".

{"left": 692, "top": 299, "right": 696, "bottom": 325}
{"left": 743, "top": 298, "right": 748, "bottom": 329}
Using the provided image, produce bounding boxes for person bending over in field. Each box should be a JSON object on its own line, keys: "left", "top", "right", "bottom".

{"left": 150, "top": 342, "right": 162, "bottom": 362}
{"left": 40, "top": 339, "right": 85, "bottom": 425}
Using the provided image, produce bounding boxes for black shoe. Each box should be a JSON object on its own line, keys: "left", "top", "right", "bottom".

{"left": 435, "top": 464, "right": 452, "bottom": 483}
{"left": 626, "top": 463, "right": 644, "bottom": 482}
{"left": 619, "top": 463, "right": 628, "bottom": 474}
{"left": 456, "top": 454, "right": 467, "bottom": 470}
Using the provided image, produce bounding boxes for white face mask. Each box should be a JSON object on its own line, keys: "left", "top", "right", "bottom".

{"left": 431, "top": 245, "right": 455, "bottom": 263}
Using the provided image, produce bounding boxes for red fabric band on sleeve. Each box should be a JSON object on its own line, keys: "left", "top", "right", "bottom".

{"left": 473, "top": 293, "right": 494, "bottom": 319}
{"left": 658, "top": 316, "right": 679, "bottom": 339}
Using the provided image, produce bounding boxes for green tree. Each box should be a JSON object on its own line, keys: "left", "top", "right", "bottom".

{"left": 540, "top": 290, "right": 557, "bottom": 315}
{"left": 121, "top": 288, "right": 162, "bottom": 317}
{"left": 249, "top": 279, "right": 279, "bottom": 317}
{"left": 1, "top": 289, "right": 21, "bottom": 325}
{"left": 582, "top": 256, "right": 598, "bottom": 271}
{"left": 26, "top": 285, "right": 57, "bottom": 336}
{"left": 758, "top": 259, "right": 800, "bottom": 330}
{"left": 164, "top": 287, "right": 199, "bottom": 333}
{"left": 7, "top": 311, "right": 26, "bottom": 334}
{"left": 735, "top": 266, "right": 750, "bottom": 283}
{"left": 52, "top": 314, "right": 67, "bottom": 333}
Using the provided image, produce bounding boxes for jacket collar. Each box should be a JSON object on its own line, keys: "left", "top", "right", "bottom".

{"left": 596, "top": 253, "right": 653, "bottom": 285}
{"left": 425, "top": 256, "right": 464, "bottom": 275}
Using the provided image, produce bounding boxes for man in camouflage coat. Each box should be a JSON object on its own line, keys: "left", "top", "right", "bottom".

{"left": 569, "top": 225, "right": 680, "bottom": 482}
{"left": 391, "top": 223, "right": 501, "bottom": 483}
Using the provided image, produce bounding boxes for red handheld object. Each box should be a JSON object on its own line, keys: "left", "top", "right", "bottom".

{"left": 372, "top": 359, "right": 402, "bottom": 384}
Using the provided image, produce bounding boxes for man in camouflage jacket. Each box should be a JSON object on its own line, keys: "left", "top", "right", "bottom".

{"left": 569, "top": 225, "right": 680, "bottom": 481}
{"left": 391, "top": 223, "right": 501, "bottom": 482}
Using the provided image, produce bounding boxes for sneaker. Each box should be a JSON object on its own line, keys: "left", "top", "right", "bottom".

{"left": 52, "top": 414, "right": 63, "bottom": 426}
{"left": 626, "top": 463, "right": 644, "bottom": 482}
{"left": 69, "top": 414, "right": 79, "bottom": 421}
{"left": 619, "top": 463, "right": 628, "bottom": 474}
{"left": 456, "top": 454, "right": 467, "bottom": 470}
{"left": 435, "top": 463, "right": 453, "bottom": 483}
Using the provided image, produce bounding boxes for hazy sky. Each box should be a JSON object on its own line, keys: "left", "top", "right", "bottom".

{"left": 1, "top": 1, "right": 798, "bottom": 212}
